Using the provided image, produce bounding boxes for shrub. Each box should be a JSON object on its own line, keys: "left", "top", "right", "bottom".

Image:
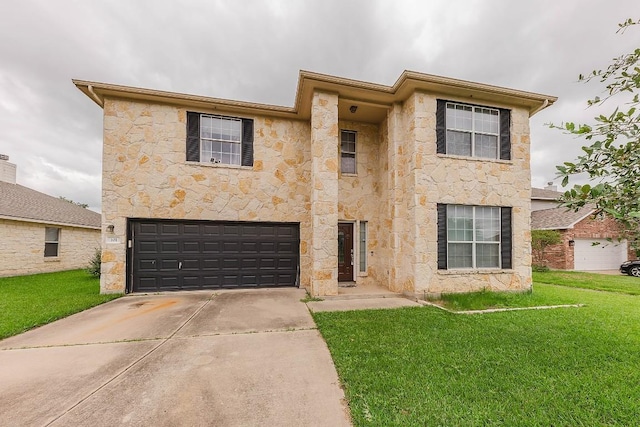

{"left": 86, "top": 248, "right": 102, "bottom": 277}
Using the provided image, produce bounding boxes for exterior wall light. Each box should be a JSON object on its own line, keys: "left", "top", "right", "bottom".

{"left": 568, "top": 239, "right": 575, "bottom": 247}
{"left": 349, "top": 105, "right": 358, "bottom": 113}
{"left": 106, "top": 224, "right": 115, "bottom": 233}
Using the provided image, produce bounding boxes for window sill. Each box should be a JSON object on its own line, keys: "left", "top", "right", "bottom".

{"left": 340, "top": 173, "right": 358, "bottom": 177}
{"left": 44, "top": 257, "right": 61, "bottom": 263}
{"left": 436, "top": 154, "right": 512, "bottom": 164}
{"left": 357, "top": 272, "right": 368, "bottom": 277}
{"left": 186, "top": 161, "right": 253, "bottom": 171}
{"left": 437, "top": 269, "right": 514, "bottom": 275}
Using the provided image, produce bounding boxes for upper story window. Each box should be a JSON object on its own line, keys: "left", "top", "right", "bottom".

{"left": 341, "top": 130, "right": 357, "bottom": 174}
{"left": 186, "top": 112, "right": 254, "bottom": 167}
{"left": 201, "top": 115, "right": 242, "bottom": 165}
{"left": 44, "top": 227, "right": 60, "bottom": 257}
{"left": 436, "top": 100, "right": 511, "bottom": 160}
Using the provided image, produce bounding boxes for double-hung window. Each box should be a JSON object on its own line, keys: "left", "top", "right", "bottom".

{"left": 436, "top": 100, "right": 511, "bottom": 160}
{"left": 437, "top": 204, "right": 512, "bottom": 270}
{"left": 200, "top": 115, "right": 242, "bottom": 165}
{"left": 340, "top": 130, "right": 357, "bottom": 174}
{"left": 44, "top": 227, "right": 60, "bottom": 257}
{"left": 186, "top": 112, "right": 254, "bottom": 166}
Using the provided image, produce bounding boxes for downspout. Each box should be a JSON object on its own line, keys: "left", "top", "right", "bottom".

{"left": 529, "top": 99, "right": 549, "bottom": 117}
{"left": 87, "top": 85, "right": 104, "bottom": 108}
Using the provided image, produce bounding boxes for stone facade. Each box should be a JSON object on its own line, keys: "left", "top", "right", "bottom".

{"left": 0, "top": 218, "right": 100, "bottom": 277}
{"left": 77, "top": 70, "right": 555, "bottom": 296}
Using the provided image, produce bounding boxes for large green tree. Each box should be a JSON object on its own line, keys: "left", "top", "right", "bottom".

{"left": 553, "top": 19, "right": 640, "bottom": 251}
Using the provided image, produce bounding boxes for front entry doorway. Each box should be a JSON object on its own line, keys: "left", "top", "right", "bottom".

{"left": 338, "top": 223, "right": 354, "bottom": 282}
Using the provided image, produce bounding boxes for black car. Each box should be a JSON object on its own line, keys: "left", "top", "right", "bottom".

{"left": 620, "top": 260, "right": 640, "bottom": 277}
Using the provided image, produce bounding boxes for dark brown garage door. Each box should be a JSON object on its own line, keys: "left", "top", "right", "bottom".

{"left": 128, "top": 219, "right": 299, "bottom": 292}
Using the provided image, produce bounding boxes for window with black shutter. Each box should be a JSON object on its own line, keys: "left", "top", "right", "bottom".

{"left": 437, "top": 204, "right": 512, "bottom": 270}
{"left": 436, "top": 100, "right": 510, "bottom": 160}
{"left": 186, "top": 112, "right": 254, "bottom": 167}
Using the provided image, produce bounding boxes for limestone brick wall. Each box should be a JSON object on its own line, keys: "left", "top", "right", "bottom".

{"left": 309, "top": 92, "right": 339, "bottom": 295}
{"left": 337, "top": 120, "right": 384, "bottom": 286}
{"left": 101, "top": 98, "right": 312, "bottom": 293}
{"left": 376, "top": 119, "right": 391, "bottom": 289}
{"left": 0, "top": 219, "right": 100, "bottom": 277}
{"left": 412, "top": 92, "right": 533, "bottom": 295}
{"left": 388, "top": 100, "right": 418, "bottom": 293}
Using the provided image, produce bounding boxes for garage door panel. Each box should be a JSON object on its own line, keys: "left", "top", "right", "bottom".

{"left": 161, "top": 241, "right": 179, "bottom": 253}
{"left": 161, "top": 224, "right": 180, "bottom": 235}
{"left": 223, "top": 225, "right": 240, "bottom": 236}
{"left": 277, "top": 242, "right": 295, "bottom": 252}
{"left": 202, "top": 258, "right": 221, "bottom": 269}
{"left": 139, "top": 223, "right": 159, "bottom": 235}
{"left": 182, "top": 241, "right": 200, "bottom": 253}
{"left": 131, "top": 220, "right": 299, "bottom": 292}
{"left": 183, "top": 224, "right": 200, "bottom": 235}
{"left": 202, "top": 241, "right": 221, "bottom": 253}
{"left": 181, "top": 259, "right": 200, "bottom": 270}
{"left": 161, "top": 259, "right": 178, "bottom": 270}
{"left": 138, "top": 241, "right": 158, "bottom": 253}
{"left": 574, "top": 238, "right": 627, "bottom": 271}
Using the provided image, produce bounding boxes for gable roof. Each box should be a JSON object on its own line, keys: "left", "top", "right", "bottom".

{"left": 73, "top": 69, "right": 556, "bottom": 124}
{"left": 531, "top": 205, "right": 596, "bottom": 230}
{"left": 0, "top": 181, "right": 100, "bottom": 229}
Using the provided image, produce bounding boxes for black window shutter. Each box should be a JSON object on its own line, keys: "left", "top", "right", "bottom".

{"left": 436, "top": 100, "right": 446, "bottom": 154}
{"left": 500, "top": 207, "right": 512, "bottom": 269}
{"left": 186, "top": 112, "right": 200, "bottom": 162}
{"left": 241, "top": 119, "right": 254, "bottom": 167}
{"left": 499, "top": 108, "right": 511, "bottom": 160}
{"left": 437, "top": 204, "right": 447, "bottom": 270}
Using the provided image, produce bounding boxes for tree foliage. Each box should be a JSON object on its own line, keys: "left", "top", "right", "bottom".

{"left": 552, "top": 19, "right": 640, "bottom": 251}
{"left": 531, "top": 229, "right": 562, "bottom": 268}
{"left": 59, "top": 196, "right": 89, "bottom": 209}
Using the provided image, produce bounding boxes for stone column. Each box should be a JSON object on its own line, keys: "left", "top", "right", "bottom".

{"left": 310, "top": 91, "right": 339, "bottom": 296}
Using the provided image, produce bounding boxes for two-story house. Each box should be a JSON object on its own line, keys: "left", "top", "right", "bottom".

{"left": 75, "top": 70, "right": 555, "bottom": 296}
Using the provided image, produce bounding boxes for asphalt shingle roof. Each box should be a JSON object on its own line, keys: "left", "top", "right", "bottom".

{"left": 531, "top": 205, "right": 595, "bottom": 230}
{"left": 0, "top": 181, "right": 100, "bottom": 229}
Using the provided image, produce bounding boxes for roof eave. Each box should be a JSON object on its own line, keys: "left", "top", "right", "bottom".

{"left": 0, "top": 214, "right": 101, "bottom": 230}
{"left": 75, "top": 70, "right": 557, "bottom": 119}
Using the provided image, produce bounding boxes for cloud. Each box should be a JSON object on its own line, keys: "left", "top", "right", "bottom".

{"left": 0, "top": 0, "right": 637, "bottom": 210}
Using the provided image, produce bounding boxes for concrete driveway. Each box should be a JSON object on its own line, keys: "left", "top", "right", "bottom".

{"left": 0, "top": 288, "right": 351, "bottom": 426}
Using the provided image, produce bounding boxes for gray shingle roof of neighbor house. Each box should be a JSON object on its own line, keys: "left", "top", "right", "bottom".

{"left": 0, "top": 181, "right": 101, "bottom": 229}
{"left": 531, "top": 205, "right": 596, "bottom": 230}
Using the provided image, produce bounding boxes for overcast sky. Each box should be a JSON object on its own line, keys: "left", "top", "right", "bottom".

{"left": 0, "top": 1, "right": 637, "bottom": 212}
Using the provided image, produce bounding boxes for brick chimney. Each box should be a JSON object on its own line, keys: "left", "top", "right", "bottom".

{"left": 0, "top": 154, "right": 17, "bottom": 184}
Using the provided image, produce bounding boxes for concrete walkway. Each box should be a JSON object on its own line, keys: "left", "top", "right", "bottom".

{"left": 0, "top": 288, "right": 351, "bottom": 426}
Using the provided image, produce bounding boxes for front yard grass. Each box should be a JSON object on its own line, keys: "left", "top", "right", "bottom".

{"left": 533, "top": 269, "right": 640, "bottom": 295}
{"left": 0, "top": 270, "right": 120, "bottom": 340}
{"left": 314, "top": 279, "right": 640, "bottom": 426}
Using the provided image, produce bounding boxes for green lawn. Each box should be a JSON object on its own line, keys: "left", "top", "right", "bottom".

{"left": 533, "top": 269, "right": 640, "bottom": 295}
{"left": 313, "top": 276, "right": 640, "bottom": 426}
{"left": 0, "top": 270, "right": 120, "bottom": 340}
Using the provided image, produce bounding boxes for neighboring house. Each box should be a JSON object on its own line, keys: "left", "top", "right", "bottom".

{"left": 74, "top": 70, "right": 555, "bottom": 296}
{"left": 0, "top": 155, "right": 101, "bottom": 277}
{"left": 531, "top": 184, "right": 633, "bottom": 270}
